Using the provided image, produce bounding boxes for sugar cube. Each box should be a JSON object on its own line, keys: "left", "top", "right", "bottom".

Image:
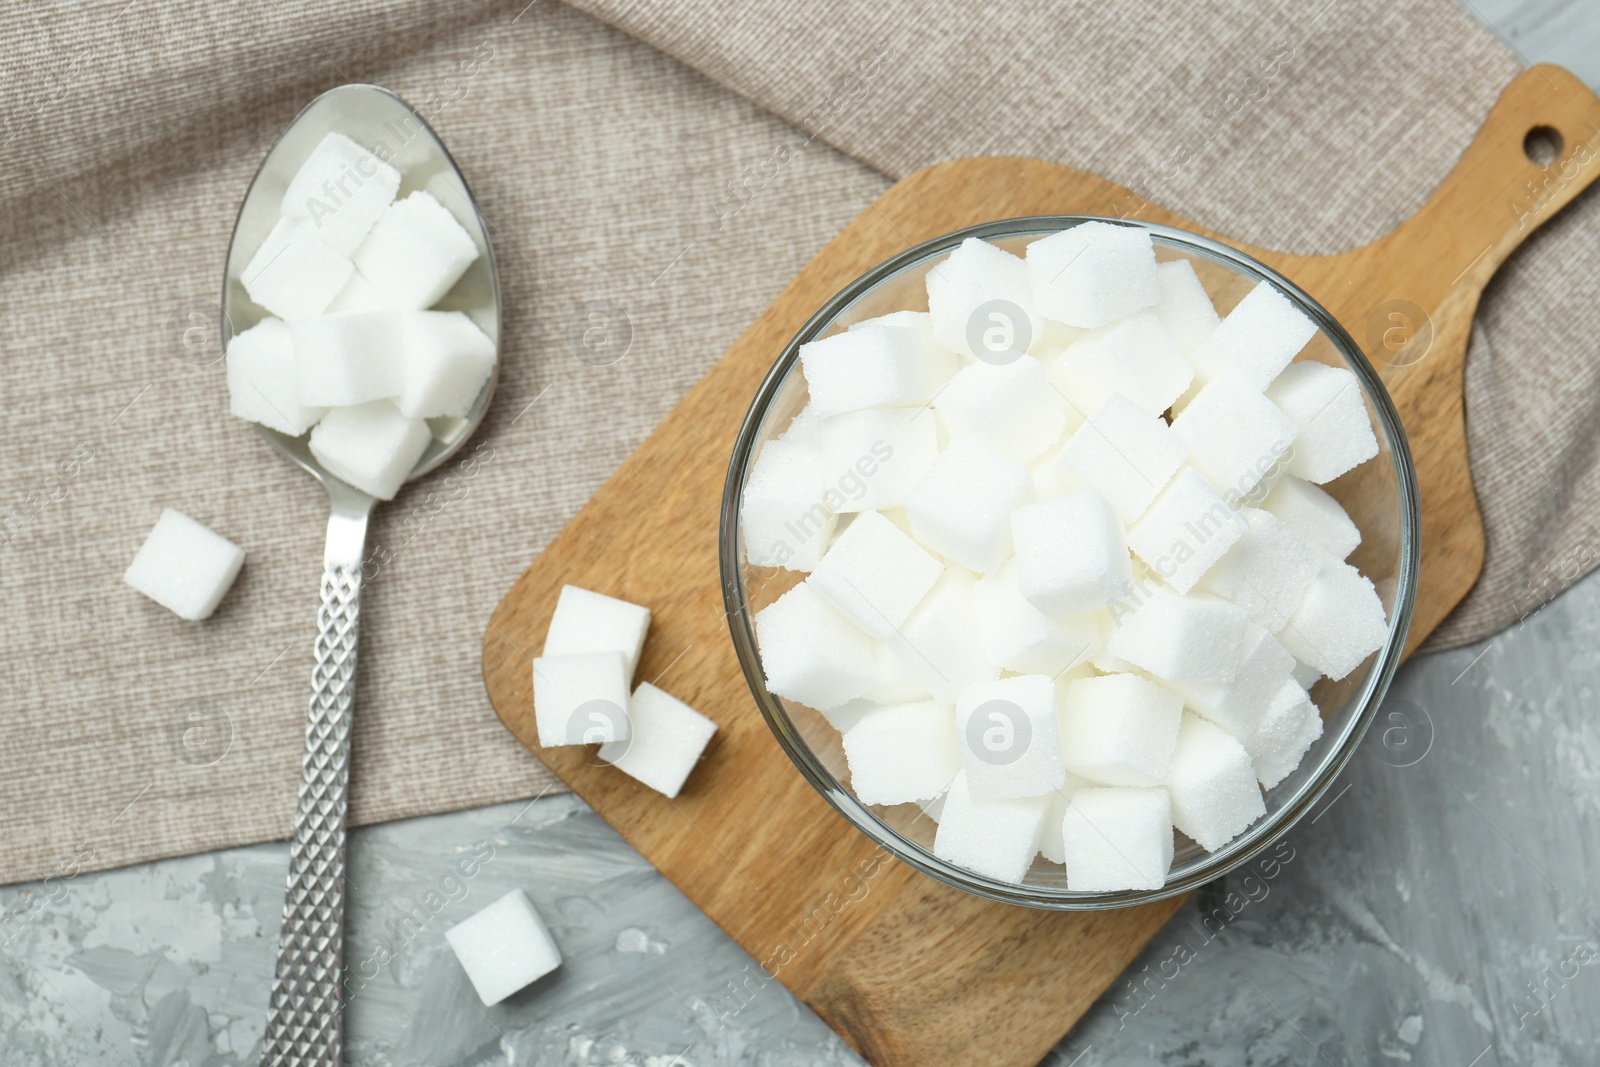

{"left": 808, "top": 510, "right": 945, "bottom": 637}
{"left": 799, "top": 324, "right": 950, "bottom": 416}
{"left": 956, "top": 674, "right": 1065, "bottom": 799}
{"left": 445, "top": 889, "right": 562, "bottom": 1005}
{"left": 1106, "top": 587, "right": 1249, "bottom": 683}
{"left": 972, "top": 560, "right": 1101, "bottom": 675}
{"left": 1040, "top": 394, "right": 1186, "bottom": 522}
{"left": 755, "top": 582, "right": 878, "bottom": 709}
{"left": 1036, "top": 774, "right": 1093, "bottom": 863}
{"left": 1153, "top": 259, "right": 1220, "bottom": 354}
{"left": 1026, "top": 221, "right": 1160, "bottom": 329}
{"left": 1170, "top": 377, "right": 1297, "bottom": 498}
{"left": 741, "top": 439, "right": 835, "bottom": 571}
{"left": 1246, "top": 679, "right": 1323, "bottom": 788}
{"left": 1166, "top": 713, "right": 1266, "bottom": 850}
{"left": 1266, "top": 361, "right": 1380, "bottom": 483}
{"left": 1168, "top": 624, "right": 1295, "bottom": 739}
{"left": 542, "top": 584, "right": 651, "bottom": 681}
{"left": 883, "top": 569, "right": 999, "bottom": 703}
{"left": 291, "top": 312, "right": 404, "bottom": 408}
{"left": 816, "top": 407, "right": 940, "bottom": 512}
{"left": 241, "top": 218, "right": 354, "bottom": 321}
{"left": 280, "top": 132, "right": 402, "bottom": 255}
{"left": 932, "top": 356, "right": 1070, "bottom": 463}
{"left": 843, "top": 700, "right": 962, "bottom": 805}
{"left": 905, "top": 439, "right": 1032, "bottom": 573}
{"left": 1011, "top": 490, "right": 1131, "bottom": 616}
{"left": 1276, "top": 559, "right": 1388, "bottom": 681}
{"left": 926, "top": 237, "right": 1044, "bottom": 361}
{"left": 598, "top": 682, "right": 717, "bottom": 797}
{"left": 1262, "top": 477, "right": 1361, "bottom": 560}
{"left": 396, "top": 310, "right": 495, "bottom": 418}
{"left": 1188, "top": 280, "right": 1317, "bottom": 393}
{"left": 933, "top": 770, "right": 1052, "bottom": 883}
{"left": 532, "top": 651, "right": 631, "bottom": 746}
{"left": 123, "top": 509, "right": 246, "bottom": 621}
{"left": 1198, "top": 507, "right": 1322, "bottom": 630}
{"left": 1048, "top": 311, "right": 1194, "bottom": 419}
{"left": 1060, "top": 786, "right": 1174, "bottom": 891}
{"left": 307, "top": 400, "right": 431, "bottom": 500}
{"left": 352, "top": 191, "right": 480, "bottom": 310}
{"left": 1126, "top": 467, "right": 1249, "bottom": 593}
{"left": 226, "top": 318, "right": 327, "bottom": 435}
{"left": 1056, "top": 672, "right": 1183, "bottom": 786}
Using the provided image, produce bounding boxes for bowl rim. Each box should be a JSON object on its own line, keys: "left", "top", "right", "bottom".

{"left": 718, "top": 214, "right": 1421, "bottom": 910}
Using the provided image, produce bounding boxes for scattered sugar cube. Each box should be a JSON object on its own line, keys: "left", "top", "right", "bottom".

{"left": 1153, "top": 259, "right": 1220, "bottom": 354}
{"left": 1166, "top": 713, "right": 1266, "bottom": 850}
{"left": 1188, "top": 280, "right": 1316, "bottom": 393}
{"left": 291, "top": 312, "right": 404, "bottom": 408}
{"left": 755, "top": 582, "right": 878, "bottom": 709}
{"left": 956, "top": 674, "right": 1065, "bottom": 800}
{"left": 307, "top": 400, "right": 431, "bottom": 500}
{"left": 884, "top": 569, "right": 998, "bottom": 704}
{"left": 933, "top": 769, "right": 1052, "bottom": 883}
{"left": 972, "top": 560, "right": 1101, "bottom": 675}
{"left": 1262, "top": 477, "right": 1361, "bottom": 560}
{"left": 1036, "top": 774, "right": 1093, "bottom": 864}
{"left": 445, "top": 889, "right": 562, "bottom": 1006}
{"left": 799, "top": 324, "right": 951, "bottom": 416}
{"left": 1266, "top": 361, "right": 1380, "bottom": 483}
{"left": 1168, "top": 624, "right": 1295, "bottom": 739}
{"left": 1170, "top": 377, "right": 1297, "bottom": 498}
{"left": 816, "top": 407, "right": 939, "bottom": 512}
{"left": 926, "top": 237, "right": 1044, "bottom": 360}
{"left": 1199, "top": 507, "right": 1322, "bottom": 630}
{"left": 931, "top": 356, "right": 1070, "bottom": 463}
{"left": 843, "top": 700, "right": 962, "bottom": 805}
{"left": 532, "top": 651, "right": 631, "bottom": 746}
{"left": 280, "top": 132, "right": 401, "bottom": 256}
{"left": 396, "top": 311, "right": 495, "bottom": 418}
{"left": 1246, "top": 679, "right": 1323, "bottom": 788}
{"left": 1041, "top": 394, "right": 1186, "bottom": 523}
{"left": 598, "top": 682, "right": 717, "bottom": 797}
{"left": 1011, "top": 490, "right": 1131, "bottom": 616}
{"left": 1026, "top": 221, "right": 1160, "bottom": 329}
{"left": 226, "top": 318, "right": 327, "bottom": 435}
{"left": 353, "top": 191, "right": 480, "bottom": 310}
{"left": 241, "top": 218, "right": 354, "bottom": 321}
{"left": 1060, "top": 786, "right": 1174, "bottom": 891}
{"left": 1106, "top": 587, "right": 1249, "bottom": 683}
{"left": 326, "top": 270, "right": 390, "bottom": 314}
{"left": 741, "top": 439, "right": 835, "bottom": 571}
{"left": 1048, "top": 311, "right": 1194, "bottom": 419}
{"left": 1276, "top": 559, "right": 1388, "bottom": 680}
{"left": 1056, "top": 672, "right": 1183, "bottom": 787}
{"left": 123, "top": 509, "right": 246, "bottom": 621}
{"left": 905, "top": 439, "right": 1032, "bottom": 573}
{"left": 542, "top": 584, "right": 651, "bottom": 681}
{"left": 1126, "top": 467, "right": 1249, "bottom": 593}
{"left": 808, "top": 510, "right": 945, "bottom": 637}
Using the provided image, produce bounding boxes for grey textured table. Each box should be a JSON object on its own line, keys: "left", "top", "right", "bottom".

{"left": 5, "top": 5, "right": 1599, "bottom": 1065}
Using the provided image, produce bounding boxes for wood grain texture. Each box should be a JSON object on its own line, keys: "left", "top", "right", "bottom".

{"left": 482, "top": 64, "right": 1600, "bottom": 1067}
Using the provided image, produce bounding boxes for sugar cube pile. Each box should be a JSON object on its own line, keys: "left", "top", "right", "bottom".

{"left": 226, "top": 132, "right": 493, "bottom": 500}
{"left": 743, "top": 224, "right": 1391, "bottom": 891}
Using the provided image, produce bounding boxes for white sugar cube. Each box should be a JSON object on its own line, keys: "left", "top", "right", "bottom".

{"left": 1056, "top": 672, "right": 1183, "bottom": 787}
{"left": 1276, "top": 559, "right": 1388, "bottom": 681}
{"left": 808, "top": 510, "right": 945, "bottom": 637}
{"left": 755, "top": 582, "right": 878, "bottom": 709}
{"left": 1266, "top": 361, "right": 1379, "bottom": 483}
{"left": 926, "top": 237, "right": 1044, "bottom": 360}
{"left": 1011, "top": 490, "right": 1131, "bottom": 616}
{"left": 1188, "top": 280, "right": 1317, "bottom": 393}
{"left": 1048, "top": 311, "right": 1194, "bottom": 418}
{"left": 972, "top": 560, "right": 1101, "bottom": 675}
{"left": 741, "top": 439, "right": 835, "bottom": 571}
{"left": 542, "top": 584, "right": 651, "bottom": 681}
{"left": 123, "top": 509, "right": 245, "bottom": 621}
{"left": 1040, "top": 394, "right": 1186, "bottom": 522}
{"left": 1198, "top": 507, "right": 1322, "bottom": 630}
{"left": 307, "top": 400, "right": 431, "bottom": 500}
{"left": 956, "top": 674, "right": 1065, "bottom": 800}
{"left": 932, "top": 356, "right": 1069, "bottom": 463}
{"left": 446, "top": 889, "right": 562, "bottom": 1006}
{"left": 1036, "top": 774, "right": 1093, "bottom": 864}
{"left": 1246, "top": 680, "right": 1323, "bottom": 788}
{"left": 353, "top": 191, "right": 480, "bottom": 310}
{"left": 1170, "top": 377, "right": 1297, "bottom": 498}
{"left": 884, "top": 569, "right": 998, "bottom": 704}
{"left": 843, "top": 700, "right": 962, "bottom": 805}
{"left": 1262, "top": 477, "right": 1361, "bottom": 560}
{"left": 816, "top": 407, "right": 939, "bottom": 512}
{"left": 280, "top": 132, "right": 402, "bottom": 255}
{"left": 933, "top": 769, "right": 1051, "bottom": 883}
{"left": 1168, "top": 624, "right": 1295, "bottom": 739}
{"left": 598, "top": 682, "right": 717, "bottom": 797}
{"left": 241, "top": 218, "right": 354, "bottom": 321}
{"left": 799, "top": 324, "right": 951, "bottom": 416}
{"left": 532, "top": 651, "right": 631, "bottom": 746}
{"left": 905, "top": 439, "right": 1032, "bottom": 573}
{"left": 1026, "top": 221, "right": 1160, "bottom": 329}
{"left": 1060, "top": 786, "right": 1174, "bottom": 891}
{"left": 1153, "top": 259, "right": 1220, "bottom": 354}
{"left": 850, "top": 309, "right": 938, "bottom": 353}
{"left": 1106, "top": 587, "right": 1249, "bottom": 683}
{"left": 1166, "top": 713, "right": 1266, "bottom": 850}
{"left": 291, "top": 313, "right": 404, "bottom": 408}
{"left": 326, "top": 270, "right": 390, "bottom": 314}
{"left": 1126, "top": 467, "right": 1249, "bottom": 593}
{"left": 397, "top": 310, "right": 495, "bottom": 418}
{"left": 226, "top": 318, "right": 327, "bottom": 435}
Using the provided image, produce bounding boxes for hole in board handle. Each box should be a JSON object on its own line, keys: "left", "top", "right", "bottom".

{"left": 1524, "top": 125, "right": 1563, "bottom": 166}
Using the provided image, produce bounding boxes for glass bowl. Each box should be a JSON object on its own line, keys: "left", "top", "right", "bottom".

{"left": 718, "top": 216, "right": 1420, "bottom": 909}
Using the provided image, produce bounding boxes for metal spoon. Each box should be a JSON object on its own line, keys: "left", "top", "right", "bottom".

{"left": 221, "top": 84, "right": 500, "bottom": 1066}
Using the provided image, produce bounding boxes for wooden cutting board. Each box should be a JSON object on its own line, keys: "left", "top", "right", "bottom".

{"left": 483, "top": 65, "right": 1600, "bottom": 1066}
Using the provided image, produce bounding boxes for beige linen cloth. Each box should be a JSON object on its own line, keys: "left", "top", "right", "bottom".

{"left": 0, "top": 0, "right": 1592, "bottom": 883}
